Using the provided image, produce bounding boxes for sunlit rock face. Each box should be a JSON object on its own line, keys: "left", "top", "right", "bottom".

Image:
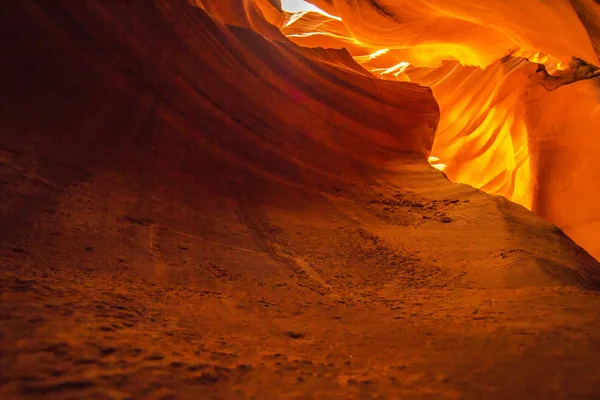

{"left": 275, "top": 0, "right": 600, "bottom": 260}
{"left": 526, "top": 79, "right": 600, "bottom": 262}
{"left": 283, "top": 0, "right": 598, "bottom": 66}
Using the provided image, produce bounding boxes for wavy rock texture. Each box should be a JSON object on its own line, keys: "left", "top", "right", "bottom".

{"left": 280, "top": 0, "right": 600, "bottom": 262}
{"left": 2, "top": 0, "right": 600, "bottom": 399}
{"left": 291, "top": 0, "right": 599, "bottom": 66}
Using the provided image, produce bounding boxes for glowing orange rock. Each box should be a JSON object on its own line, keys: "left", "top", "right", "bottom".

{"left": 275, "top": 0, "right": 600, "bottom": 260}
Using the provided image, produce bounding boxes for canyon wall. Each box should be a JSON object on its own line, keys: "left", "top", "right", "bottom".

{"left": 277, "top": 0, "right": 600, "bottom": 261}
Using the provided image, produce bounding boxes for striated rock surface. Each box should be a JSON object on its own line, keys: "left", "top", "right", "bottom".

{"left": 299, "top": 0, "right": 599, "bottom": 67}
{"left": 1, "top": 1, "right": 600, "bottom": 399}
{"left": 278, "top": 0, "right": 600, "bottom": 262}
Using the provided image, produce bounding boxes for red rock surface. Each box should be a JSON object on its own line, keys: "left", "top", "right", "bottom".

{"left": 279, "top": 0, "right": 600, "bottom": 262}
{"left": 1, "top": 1, "right": 600, "bottom": 399}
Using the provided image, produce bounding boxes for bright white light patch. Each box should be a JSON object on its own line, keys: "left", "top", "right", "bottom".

{"left": 280, "top": 0, "right": 342, "bottom": 20}
{"left": 428, "top": 156, "right": 447, "bottom": 172}
{"left": 372, "top": 61, "right": 411, "bottom": 78}
{"left": 353, "top": 49, "right": 390, "bottom": 63}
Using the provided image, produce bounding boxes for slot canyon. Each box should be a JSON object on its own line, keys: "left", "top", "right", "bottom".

{"left": 2, "top": 0, "right": 600, "bottom": 398}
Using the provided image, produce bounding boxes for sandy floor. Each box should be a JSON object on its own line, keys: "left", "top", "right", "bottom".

{"left": 2, "top": 258, "right": 600, "bottom": 399}
{"left": 2, "top": 158, "right": 600, "bottom": 399}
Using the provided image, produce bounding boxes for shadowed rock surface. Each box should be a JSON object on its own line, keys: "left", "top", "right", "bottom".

{"left": 1, "top": 1, "right": 600, "bottom": 399}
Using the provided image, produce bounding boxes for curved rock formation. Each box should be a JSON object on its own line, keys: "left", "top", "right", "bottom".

{"left": 2, "top": 1, "right": 600, "bottom": 399}
{"left": 278, "top": 0, "right": 600, "bottom": 262}
{"left": 286, "top": 0, "right": 599, "bottom": 66}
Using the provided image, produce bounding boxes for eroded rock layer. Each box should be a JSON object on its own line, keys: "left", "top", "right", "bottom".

{"left": 276, "top": 0, "right": 600, "bottom": 261}
{"left": 1, "top": 1, "right": 600, "bottom": 399}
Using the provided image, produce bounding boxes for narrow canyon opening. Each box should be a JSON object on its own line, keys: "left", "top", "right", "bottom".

{"left": 2, "top": 1, "right": 600, "bottom": 398}
{"left": 278, "top": 0, "right": 600, "bottom": 261}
